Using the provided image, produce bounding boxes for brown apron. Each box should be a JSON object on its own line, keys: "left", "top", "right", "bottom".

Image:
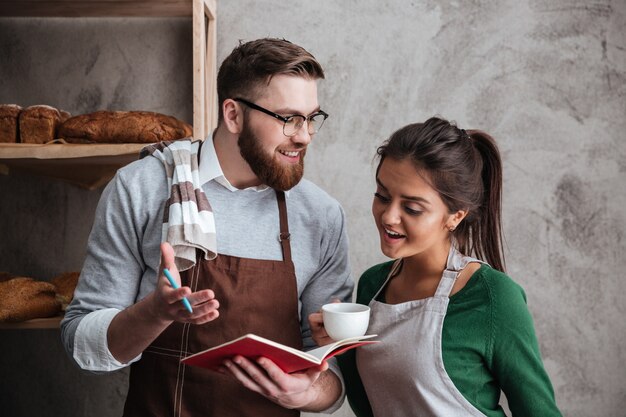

{"left": 123, "top": 190, "right": 302, "bottom": 417}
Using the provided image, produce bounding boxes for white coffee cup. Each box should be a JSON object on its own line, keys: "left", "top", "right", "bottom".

{"left": 322, "top": 302, "right": 370, "bottom": 341}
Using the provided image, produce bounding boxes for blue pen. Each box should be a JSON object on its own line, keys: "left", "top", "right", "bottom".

{"left": 163, "top": 268, "right": 193, "bottom": 313}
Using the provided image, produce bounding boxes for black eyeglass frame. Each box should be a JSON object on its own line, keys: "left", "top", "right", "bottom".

{"left": 233, "top": 98, "right": 329, "bottom": 137}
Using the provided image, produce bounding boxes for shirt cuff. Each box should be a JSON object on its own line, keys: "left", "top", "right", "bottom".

{"left": 73, "top": 308, "right": 142, "bottom": 372}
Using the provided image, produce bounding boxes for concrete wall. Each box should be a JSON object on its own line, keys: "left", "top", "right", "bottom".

{"left": 1, "top": 1, "right": 624, "bottom": 416}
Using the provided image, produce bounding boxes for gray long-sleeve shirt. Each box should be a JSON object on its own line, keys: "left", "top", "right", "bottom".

{"left": 61, "top": 138, "right": 354, "bottom": 371}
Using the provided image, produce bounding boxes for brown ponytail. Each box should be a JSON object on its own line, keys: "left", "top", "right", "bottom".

{"left": 464, "top": 130, "right": 505, "bottom": 272}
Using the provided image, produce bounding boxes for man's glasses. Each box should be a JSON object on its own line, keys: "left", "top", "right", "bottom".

{"left": 234, "top": 98, "right": 329, "bottom": 137}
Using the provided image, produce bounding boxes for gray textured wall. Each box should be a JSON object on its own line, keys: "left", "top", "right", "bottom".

{"left": 1, "top": 1, "right": 625, "bottom": 416}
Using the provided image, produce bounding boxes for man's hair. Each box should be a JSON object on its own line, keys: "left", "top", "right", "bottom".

{"left": 216, "top": 38, "right": 325, "bottom": 121}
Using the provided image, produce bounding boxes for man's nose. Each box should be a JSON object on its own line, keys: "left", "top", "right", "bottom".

{"left": 290, "top": 122, "right": 313, "bottom": 146}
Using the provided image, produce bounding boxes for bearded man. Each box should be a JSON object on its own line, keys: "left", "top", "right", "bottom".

{"left": 61, "top": 38, "right": 353, "bottom": 417}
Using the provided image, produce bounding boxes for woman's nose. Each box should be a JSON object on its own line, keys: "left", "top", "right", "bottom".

{"left": 380, "top": 204, "right": 401, "bottom": 225}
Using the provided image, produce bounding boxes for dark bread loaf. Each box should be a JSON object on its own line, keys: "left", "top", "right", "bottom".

{"left": 0, "top": 104, "right": 23, "bottom": 143}
{"left": 19, "top": 105, "right": 62, "bottom": 144}
{"left": 50, "top": 271, "right": 80, "bottom": 310}
{"left": 0, "top": 277, "right": 62, "bottom": 322}
{"left": 59, "top": 110, "right": 193, "bottom": 143}
{"left": 0, "top": 271, "right": 15, "bottom": 282}
{"left": 59, "top": 110, "right": 72, "bottom": 124}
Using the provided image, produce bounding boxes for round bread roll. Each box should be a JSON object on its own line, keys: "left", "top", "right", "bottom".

{"left": 0, "top": 277, "right": 62, "bottom": 322}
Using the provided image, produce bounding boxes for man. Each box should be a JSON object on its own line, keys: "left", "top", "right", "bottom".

{"left": 61, "top": 38, "right": 353, "bottom": 417}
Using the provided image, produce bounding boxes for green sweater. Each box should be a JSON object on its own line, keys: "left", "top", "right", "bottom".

{"left": 338, "top": 262, "right": 562, "bottom": 417}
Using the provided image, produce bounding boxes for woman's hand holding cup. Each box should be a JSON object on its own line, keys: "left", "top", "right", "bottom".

{"left": 308, "top": 297, "right": 342, "bottom": 347}
{"left": 321, "top": 303, "right": 370, "bottom": 341}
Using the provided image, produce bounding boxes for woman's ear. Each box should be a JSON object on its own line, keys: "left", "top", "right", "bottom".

{"left": 222, "top": 99, "right": 244, "bottom": 134}
{"left": 446, "top": 209, "right": 468, "bottom": 232}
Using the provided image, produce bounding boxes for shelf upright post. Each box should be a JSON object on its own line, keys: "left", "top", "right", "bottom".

{"left": 193, "top": 0, "right": 217, "bottom": 140}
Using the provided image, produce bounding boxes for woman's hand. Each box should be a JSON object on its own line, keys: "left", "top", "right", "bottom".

{"left": 308, "top": 311, "right": 333, "bottom": 346}
{"left": 308, "top": 298, "right": 341, "bottom": 347}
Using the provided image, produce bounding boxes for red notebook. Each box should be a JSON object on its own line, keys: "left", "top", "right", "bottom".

{"left": 181, "top": 333, "right": 379, "bottom": 374}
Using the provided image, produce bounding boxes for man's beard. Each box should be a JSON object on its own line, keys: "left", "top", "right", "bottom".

{"left": 238, "top": 122, "right": 306, "bottom": 191}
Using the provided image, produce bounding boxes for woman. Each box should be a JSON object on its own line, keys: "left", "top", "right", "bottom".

{"left": 310, "top": 117, "right": 562, "bottom": 416}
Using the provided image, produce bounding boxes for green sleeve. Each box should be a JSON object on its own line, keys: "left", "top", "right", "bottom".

{"left": 337, "top": 262, "right": 392, "bottom": 417}
{"left": 488, "top": 274, "right": 563, "bottom": 417}
{"left": 338, "top": 351, "right": 373, "bottom": 417}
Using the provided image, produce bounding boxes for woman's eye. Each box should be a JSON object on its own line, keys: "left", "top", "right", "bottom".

{"left": 374, "top": 192, "right": 390, "bottom": 203}
{"left": 404, "top": 206, "right": 423, "bottom": 216}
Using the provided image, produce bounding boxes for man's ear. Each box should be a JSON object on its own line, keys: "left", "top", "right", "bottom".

{"left": 222, "top": 99, "right": 244, "bottom": 134}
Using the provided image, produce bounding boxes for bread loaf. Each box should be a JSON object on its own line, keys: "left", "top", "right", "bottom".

{"left": 19, "top": 105, "right": 62, "bottom": 144}
{"left": 50, "top": 271, "right": 80, "bottom": 310}
{"left": 0, "top": 104, "right": 22, "bottom": 143}
{"left": 59, "top": 110, "right": 193, "bottom": 143}
{"left": 0, "top": 277, "right": 62, "bottom": 322}
{"left": 60, "top": 110, "right": 72, "bottom": 124}
{"left": 0, "top": 271, "right": 15, "bottom": 283}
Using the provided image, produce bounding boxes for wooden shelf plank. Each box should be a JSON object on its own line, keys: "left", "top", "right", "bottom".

{"left": 0, "top": 315, "right": 63, "bottom": 329}
{"left": 0, "top": 143, "right": 146, "bottom": 159}
{"left": 0, "top": 1, "right": 194, "bottom": 17}
{"left": 0, "top": 143, "right": 146, "bottom": 189}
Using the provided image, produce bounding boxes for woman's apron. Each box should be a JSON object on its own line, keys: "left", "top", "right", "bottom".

{"left": 123, "top": 190, "right": 302, "bottom": 417}
{"left": 357, "top": 246, "right": 487, "bottom": 417}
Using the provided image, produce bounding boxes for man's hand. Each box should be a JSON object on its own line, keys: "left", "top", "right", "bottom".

{"left": 221, "top": 355, "right": 340, "bottom": 411}
{"left": 151, "top": 242, "right": 220, "bottom": 325}
{"left": 108, "top": 242, "right": 220, "bottom": 364}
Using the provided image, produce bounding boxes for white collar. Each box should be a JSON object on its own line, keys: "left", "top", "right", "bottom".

{"left": 198, "top": 135, "right": 272, "bottom": 193}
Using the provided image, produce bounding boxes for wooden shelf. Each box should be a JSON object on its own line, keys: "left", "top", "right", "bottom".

{"left": 0, "top": 143, "right": 146, "bottom": 189}
{"left": 0, "top": 0, "right": 204, "bottom": 17}
{"left": 0, "top": 315, "right": 63, "bottom": 329}
{"left": 0, "top": 0, "right": 218, "bottom": 138}
{"left": 0, "top": 0, "right": 217, "bottom": 188}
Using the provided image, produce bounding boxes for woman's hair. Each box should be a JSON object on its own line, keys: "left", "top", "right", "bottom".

{"left": 216, "top": 38, "right": 325, "bottom": 121}
{"left": 376, "top": 116, "right": 505, "bottom": 272}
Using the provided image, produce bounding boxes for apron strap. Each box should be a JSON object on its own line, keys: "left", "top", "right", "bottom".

{"left": 434, "top": 271, "right": 458, "bottom": 298}
{"left": 276, "top": 190, "right": 292, "bottom": 263}
{"left": 435, "top": 245, "right": 486, "bottom": 298}
{"left": 369, "top": 259, "right": 403, "bottom": 302}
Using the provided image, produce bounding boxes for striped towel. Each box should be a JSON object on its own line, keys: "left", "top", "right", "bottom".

{"left": 140, "top": 139, "right": 217, "bottom": 271}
